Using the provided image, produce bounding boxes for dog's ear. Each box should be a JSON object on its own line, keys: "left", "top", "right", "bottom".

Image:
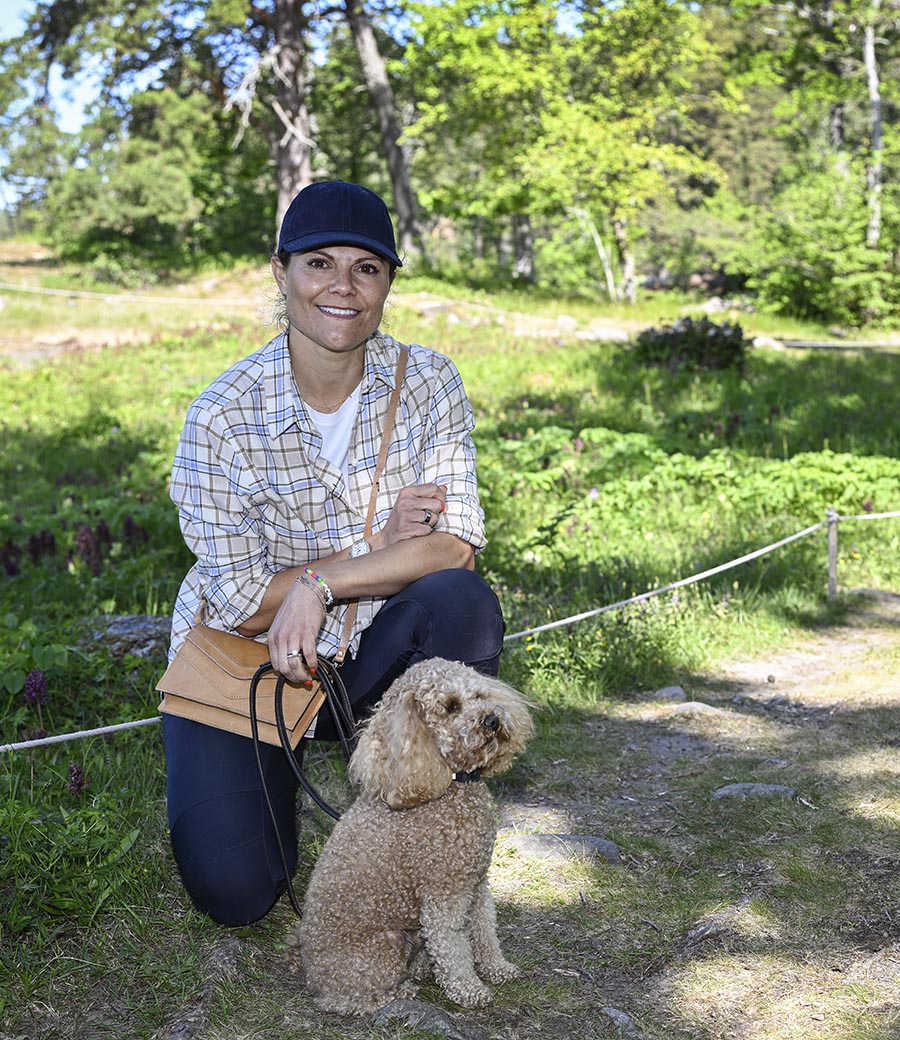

{"left": 349, "top": 671, "right": 451, "bottom": 809}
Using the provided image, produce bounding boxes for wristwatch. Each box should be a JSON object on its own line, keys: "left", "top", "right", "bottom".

{"left": 348, "top": 538, "right": 371, "bottom": 558}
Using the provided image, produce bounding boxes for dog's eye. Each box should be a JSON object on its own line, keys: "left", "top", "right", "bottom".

{"left": 444, "top": 698, "right": 461, "bottom": 714}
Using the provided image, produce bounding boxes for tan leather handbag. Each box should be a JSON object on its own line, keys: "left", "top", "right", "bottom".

{"left": 156, "top": 625, "right": 324, "bottom": 748}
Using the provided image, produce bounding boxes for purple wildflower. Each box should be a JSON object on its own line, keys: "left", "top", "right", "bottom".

{"left": 95, "top": 518, "right": 113, "bottom": 547}
{"left": 24, "top": 668, "right": 49, "bottom": 706}
{"left": 66, "top": 762, "right": 89, "bottom": 796}
{"left": 26, "top": 529, "right": 57, "bottom": 564}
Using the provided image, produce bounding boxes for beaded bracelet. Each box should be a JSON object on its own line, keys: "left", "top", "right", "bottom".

{"left": 297, "top": 566, "right": 334, "bottom": 609}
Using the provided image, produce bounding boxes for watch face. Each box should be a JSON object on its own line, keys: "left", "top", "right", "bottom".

{"left": 349, "top": 538, "right": 370, "bottom": 558}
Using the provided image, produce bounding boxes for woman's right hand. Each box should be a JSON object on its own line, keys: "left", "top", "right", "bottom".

{"left": 266, "top": 578, "right": 327, "bottom": 683}
{"left": 373, "top": 483, "right": 447, "bottom": 549}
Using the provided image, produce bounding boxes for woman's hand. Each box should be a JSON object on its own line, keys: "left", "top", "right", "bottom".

{"left": 266, "top": 579, "right": 326, "bottom": 683}
{"left": 373, "top": 483, "right": 447, "bottom": 550}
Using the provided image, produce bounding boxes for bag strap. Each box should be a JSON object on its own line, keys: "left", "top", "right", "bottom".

{"left": 333, "top": 345, "right": 408, "bottom": 666}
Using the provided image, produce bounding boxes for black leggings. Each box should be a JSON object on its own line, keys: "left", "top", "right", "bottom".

{"left": 162, "top": 569, "right": 505, "bottom": 925}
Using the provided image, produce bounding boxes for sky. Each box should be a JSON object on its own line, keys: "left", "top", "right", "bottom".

{"left": 1, "top": 0, "right": 91, "bottom": 132}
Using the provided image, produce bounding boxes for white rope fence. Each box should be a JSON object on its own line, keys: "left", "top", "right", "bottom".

{"left": 3, "top": 508, "right": 900, "bottom": 754}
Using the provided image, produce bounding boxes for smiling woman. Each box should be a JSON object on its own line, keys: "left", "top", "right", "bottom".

{"left": 161, "top": 179, "right": 506, "bottom": 928}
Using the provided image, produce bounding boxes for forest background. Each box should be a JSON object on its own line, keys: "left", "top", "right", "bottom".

{"left": 1, "top": 0, "right": 899, "bottom": 328}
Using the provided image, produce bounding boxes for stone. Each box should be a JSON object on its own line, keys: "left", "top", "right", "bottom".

{"left": 373, "top": 999, "right": 485, "bottom": 1040}
{"left": 503, "top": 833, "right": 621, "bottom": 865}
{"left": 712, "top": 783, "right": 796, "bottom": 802}
{"left": 600, "top": 1007, "right": 640, "bottom": 1036}
{"left": 655, "top": 685, "right": 687, "bottom": 701}
{"left": 669, "top": 700, "right": 731, "bottom": 717}
{"left": 89, "top": 614, "right": 170, "bottom": 658}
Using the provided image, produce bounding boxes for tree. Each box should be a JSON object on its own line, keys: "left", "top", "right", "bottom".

{"left": 344, "top": 0, "right": 423, "bottom": 258}
{"left": 402, "top": 0, "right": 562, "bottom": 283}
{"left": 719, "top": 0, "right": 900, "bottom": 321}
{"left": 3, "top": 0, "right": 321, "bottom": 232}
{"left": 0, "top": 28, "right": 74, "bottom": 231}
{"left": 43, "top": 85, "right": 272, "bottom": 265}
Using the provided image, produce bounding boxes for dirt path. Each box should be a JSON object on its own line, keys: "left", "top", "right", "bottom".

{"left": 484, "top": 588, "right": 900, "bottom": 1039}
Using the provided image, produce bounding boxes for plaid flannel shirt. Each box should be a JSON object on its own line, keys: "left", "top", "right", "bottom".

{"left": 168, "top": 329, "right": 486, "bottom": 661}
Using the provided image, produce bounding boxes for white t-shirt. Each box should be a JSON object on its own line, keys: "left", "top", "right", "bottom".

{"left": 307, "top": 383, "right": 362, "bottom": 479}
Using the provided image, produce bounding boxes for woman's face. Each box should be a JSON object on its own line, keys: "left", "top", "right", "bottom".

{"left": 272, "top": 245, "right": 392, "bottom": 360}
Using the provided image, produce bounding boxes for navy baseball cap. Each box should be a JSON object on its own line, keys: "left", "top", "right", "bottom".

{"left": 277, "top": 180, "right": 403, "bottom": 267}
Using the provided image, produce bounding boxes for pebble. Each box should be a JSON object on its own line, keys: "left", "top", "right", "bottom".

{"left": 669, "top": 700, "right": 732, "bottom": 717}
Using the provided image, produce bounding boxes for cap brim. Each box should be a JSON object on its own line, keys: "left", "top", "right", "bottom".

{"left": 279, "top": 230, "right": 403, "bottom": 268}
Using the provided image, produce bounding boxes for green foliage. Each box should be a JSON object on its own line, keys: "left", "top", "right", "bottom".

{"left": 1, "top": 775, "right": 141, "bottom": 937}
{"left": 632, "top": 316, "right": 750, "bottom": 373}
{"left": 725, "top": 158, "right": 900, "bottom": 327}
{"left": 43, "top": 86, "right": 272, "bottom": 266}
{"left": 4, "top": 0, "right": 900, "bottom": 322}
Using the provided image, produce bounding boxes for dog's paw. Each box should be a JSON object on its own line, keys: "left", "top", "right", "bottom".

{"left": 479, "top": 959, "right": 521, "bottom": 985}
{"left": 446, "top": 978, "right": 493, "bottom": 1009}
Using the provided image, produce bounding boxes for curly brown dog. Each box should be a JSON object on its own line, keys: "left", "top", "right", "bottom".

{"left": 297, "top": 657, "right": 533, "bottom": 1015}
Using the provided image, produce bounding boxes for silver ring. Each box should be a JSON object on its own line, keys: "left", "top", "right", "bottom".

{"left": 286, "top": 650, "right": 303, "bottom": 659}
{"left": 422, "top": 508, "right": 433, "bottom": 525}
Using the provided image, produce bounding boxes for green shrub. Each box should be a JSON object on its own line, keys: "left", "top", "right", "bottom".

{"left": 632, "top": 315, "right": 750, "bottom": 373}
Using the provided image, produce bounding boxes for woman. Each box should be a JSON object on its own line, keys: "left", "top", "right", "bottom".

{"left": 163, "top": 180, "right": 504, "bottom": 925}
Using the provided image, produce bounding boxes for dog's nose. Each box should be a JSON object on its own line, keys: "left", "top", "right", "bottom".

{"left": 483, "top": 714, "right": 500, "bottom": 733}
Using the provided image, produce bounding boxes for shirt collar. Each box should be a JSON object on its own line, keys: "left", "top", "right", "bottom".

{"left": 266, "top": 330, "right": 402, "bottom": 439}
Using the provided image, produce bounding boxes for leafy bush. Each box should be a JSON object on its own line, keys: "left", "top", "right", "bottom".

{"left": 632, "top": 315, "right": 750, "bottom": 373}
{"left": 724, "top": 160, "right": 900, "bottom": 327}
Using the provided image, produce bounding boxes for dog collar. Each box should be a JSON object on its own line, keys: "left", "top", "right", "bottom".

{"left": 452, "top": 768, "right": 483, "bottom": 783}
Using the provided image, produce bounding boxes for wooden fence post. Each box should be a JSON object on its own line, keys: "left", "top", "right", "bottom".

{"left": 827, "top": 508, "right": 839, "bottom": 600}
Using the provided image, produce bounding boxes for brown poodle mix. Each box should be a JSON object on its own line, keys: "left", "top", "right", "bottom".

{"left": 296, "top": 657, "right": 533, "bottom": 1015}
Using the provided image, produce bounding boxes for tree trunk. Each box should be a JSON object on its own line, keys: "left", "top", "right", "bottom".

{"left": 273, "top": 0, "right": 314, "bottom": 230}
{"left": 863, "top": 2, "right": 883, "bottom": 249}
{"left": 612, "top": 216, "right": 637, "bottom": 305}
{"left": 572, "top": 208, "right": 619, "bottom": 301}
{"left": 511, "top": 213, "right": 535, "bottom": 283}
{"left": 344, "top": 0, "right": 423, "bottom": 260}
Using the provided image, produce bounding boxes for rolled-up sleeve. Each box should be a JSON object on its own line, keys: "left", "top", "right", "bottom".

{"left": 170, "top": 404, "right": 273, "bottom": 630}
{"left": 417, "top": 353, "right": 486, "bottom": 553}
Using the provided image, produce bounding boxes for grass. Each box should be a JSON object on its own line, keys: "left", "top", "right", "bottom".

{"left": 2, "top": 251, "right": 900, "bottom": 1038}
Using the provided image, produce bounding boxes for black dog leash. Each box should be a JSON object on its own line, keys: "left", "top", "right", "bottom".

{"left": 249, "top": 659, "right": 358, "bottom": 916}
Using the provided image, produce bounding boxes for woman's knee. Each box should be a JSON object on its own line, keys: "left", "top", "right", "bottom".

{"left": 169, "top": 792, "right": 295, "bottom": 925}
{"left": 402, "top": 568, "right": 505, "bottom": 668}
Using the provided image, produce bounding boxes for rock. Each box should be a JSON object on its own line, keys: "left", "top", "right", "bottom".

{"left": 503, "top": 833, "right": 621, "bottom": 865}
{"left": 669, "top": 700, "right": 731, "bottom": 717}
{"left": 373, "top": 999, "right": 485, "bottom": 1040}
{"left": 577, "top": 325, "right": 630, "bottom": 342}
{"left": 655, "top": 685, "right": 687, "bottom": 701}
{"left": 556, "top": 314, "right": 579, "bottom": 331}
{"left": 90, "top": 614, "right": 171, "bottom": 657}
{"left": 601, "top": 1007, "right": 640, "bottom": 1036}
{"left": 752, "top": 335, "right": 785, "bottom": 351}
{"left": 712, "top": 783, "right": 796, "bottom": 802}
